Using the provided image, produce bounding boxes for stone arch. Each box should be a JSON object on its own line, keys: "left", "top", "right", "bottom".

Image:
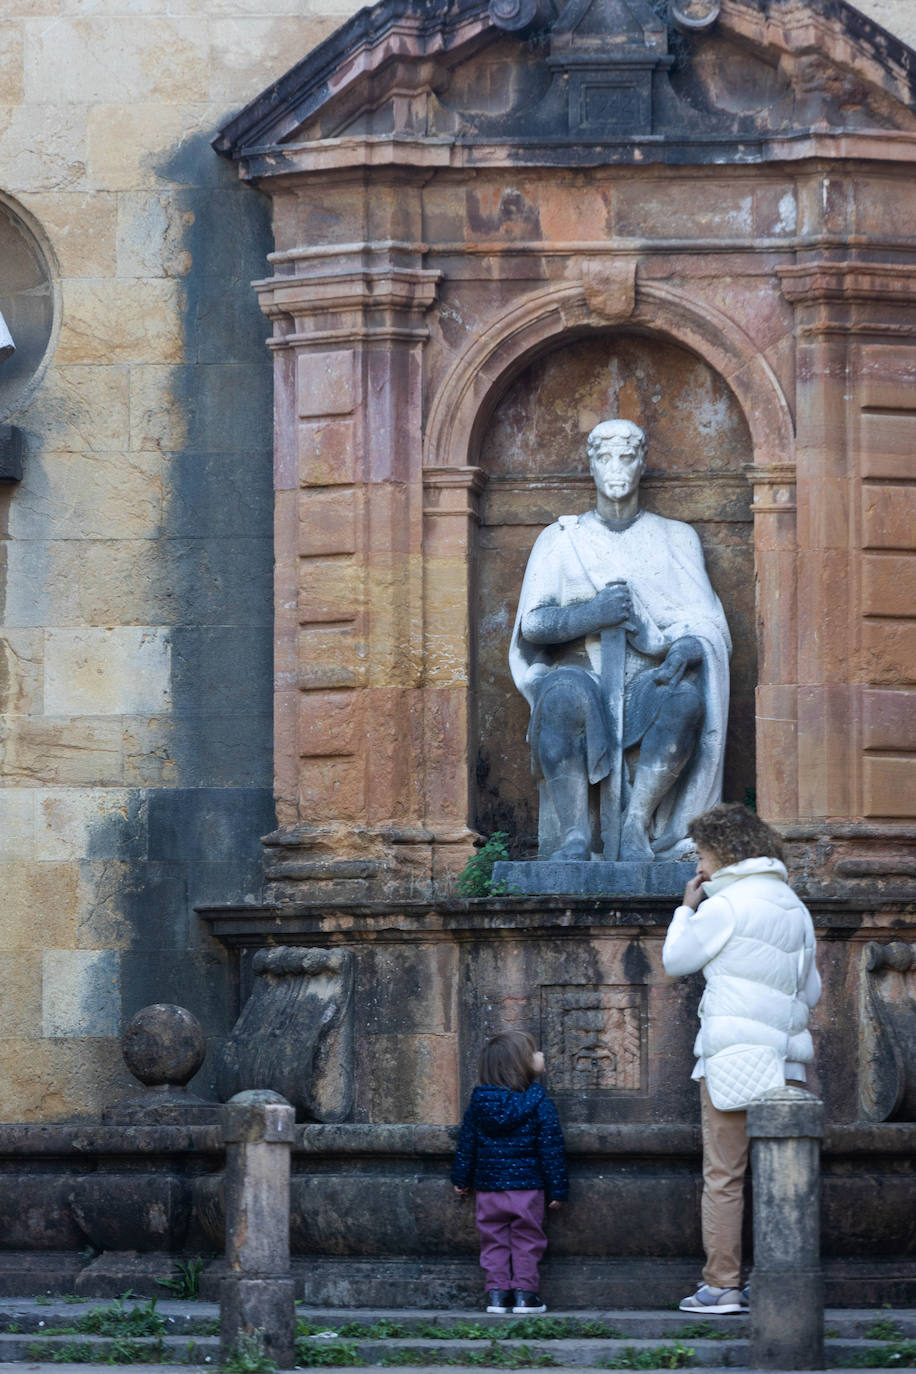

{"left": 423, "top": 274, "right": 794, "bottom": 472}
{"left": 0, "top": 190, "right": 59, "bottom": 418}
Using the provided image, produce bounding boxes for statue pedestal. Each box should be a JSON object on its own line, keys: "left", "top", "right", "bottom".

{"left": 491, "top": 860, "right": 695, "bottom": 897}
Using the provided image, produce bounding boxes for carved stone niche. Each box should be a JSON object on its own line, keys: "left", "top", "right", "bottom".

{"left": 859, "top": 941, "right": 916, "bottom": 1123}
{"left": 217, "top": 948, "right": 355, "bottom": 1122}
{"left": 213, "top": 0, "right": 916, "bottom": 906}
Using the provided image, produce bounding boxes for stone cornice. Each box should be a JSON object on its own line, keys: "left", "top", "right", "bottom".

{"left": 422, "top": 465, "right": 487, "bottom": 492}
{"left": 232, "top": 130, "right": 916, "bottom": 183}
{"left": 254, "top": 263, "right": 441, "bottom": 327}
{"left": 777, "top": 260, "right": 916, "bottom": 306}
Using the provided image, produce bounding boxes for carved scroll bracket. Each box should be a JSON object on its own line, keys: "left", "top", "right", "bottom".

{"left": 859, "top": 940, "right": 916, "bottom": 1122}
{"left": 217, "top": 947, "right": 355, "bottom": 1123}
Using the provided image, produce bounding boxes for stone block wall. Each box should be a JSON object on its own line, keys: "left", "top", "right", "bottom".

{"left": 0, "top": 0, "right": 913, "bottom": 1124}
{"left": 0, "top": 0, "right": 358, "bottom": 1121}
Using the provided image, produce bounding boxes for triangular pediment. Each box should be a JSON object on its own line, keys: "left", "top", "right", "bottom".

{"left": 214, "top": 0, "right": 916, "bottom": 168}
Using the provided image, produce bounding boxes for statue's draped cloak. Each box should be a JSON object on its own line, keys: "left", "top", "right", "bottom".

{"left": 509, "top": 509, "right": 732, "bottom": 855}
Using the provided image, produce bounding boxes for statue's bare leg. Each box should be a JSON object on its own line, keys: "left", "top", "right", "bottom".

{"left": 536, "top": 680, "right": 592, "bottom": 862}
{"left": 620, "top": 682, "right": 703, "bottom": 861}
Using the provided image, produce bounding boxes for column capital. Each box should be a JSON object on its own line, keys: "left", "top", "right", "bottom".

{"left": 747, "top": 1085, "right": 825, "bottom": 1140}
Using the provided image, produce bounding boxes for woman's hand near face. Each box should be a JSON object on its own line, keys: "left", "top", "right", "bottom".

{"left": 682, "top": 874, "right": 705, "bottom": 911}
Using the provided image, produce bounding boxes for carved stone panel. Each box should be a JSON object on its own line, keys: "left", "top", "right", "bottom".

{"left": 541, "top": 983, "right": 647, "bottom": 1093}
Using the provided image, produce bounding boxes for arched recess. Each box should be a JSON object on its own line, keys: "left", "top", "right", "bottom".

{"left": 423, "top": 274, "right": 795, "bottom": 851}
{"left": 424, "top": 276, "right": 794, "bottom": 473}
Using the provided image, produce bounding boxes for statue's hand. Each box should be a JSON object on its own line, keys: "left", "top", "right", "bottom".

{"left": 654, "top": 653, "right": 687, "bottom": 688}
{"left": 588, "top": 580, "right": 632, "bottom": 630}
{"left": 654, "top": 636, "right": 702, "bottom": 687}
{"left": 521, "top": 581, "right": 631, "bottom": 645}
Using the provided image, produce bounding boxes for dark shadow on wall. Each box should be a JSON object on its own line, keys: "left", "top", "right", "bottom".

{"left": 86, "top": 132, "right": 276, "bottom": 1101}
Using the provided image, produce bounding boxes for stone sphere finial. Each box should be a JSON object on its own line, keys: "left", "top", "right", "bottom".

{"left": 122, "top": 1003, "right": 207, "bottom": 1088}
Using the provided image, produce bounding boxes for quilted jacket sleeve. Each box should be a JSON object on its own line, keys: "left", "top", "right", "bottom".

{"left": 662, "top": 897, "right": 735, "bottom": 977}
{"left": 535, "top": 1095, "right": 569, "bottom": 1202}
{"left": 451, "top": 1101, "right": 477, "bottom": 1190}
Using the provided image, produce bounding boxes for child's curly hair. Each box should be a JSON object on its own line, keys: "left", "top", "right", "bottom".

{"left": 478, "top": 1030, "right": 537, "bottom": 1093}
{"left": 687, "top": 802, "right": 785, "bottom": 868}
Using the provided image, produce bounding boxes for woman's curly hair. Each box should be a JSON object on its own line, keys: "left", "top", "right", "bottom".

{"left": 687, "top": 802, "right": 785, "bottom": 868}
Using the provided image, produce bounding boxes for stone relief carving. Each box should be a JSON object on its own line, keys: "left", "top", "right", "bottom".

{"left": 859, "top": 941, "right": 916, "bottom": 1122}
{"left": 217, "top": 947, "right": 355, "bottom": 1122}
{"left": 542, "top": 984, "right": 646, "bottom": 1091}
{"left": 509, "top": 419, "right": 731, "bottom": 862}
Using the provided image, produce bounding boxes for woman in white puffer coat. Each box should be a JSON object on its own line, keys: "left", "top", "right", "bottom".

{"left": 662, "top": 803, "right": 821, "bottom": 1317}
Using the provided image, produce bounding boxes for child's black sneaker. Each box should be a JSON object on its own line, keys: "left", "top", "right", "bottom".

{"left": 485, "top": 1289, "right": 513, "bottom": 1314}
{"left": 512, "top": 1291, "right": 547, "bottom": 1314}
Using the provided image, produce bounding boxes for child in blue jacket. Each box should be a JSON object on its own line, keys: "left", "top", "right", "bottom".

{"left": 452, "top": 1030, "right": 568, "bottom": 1315}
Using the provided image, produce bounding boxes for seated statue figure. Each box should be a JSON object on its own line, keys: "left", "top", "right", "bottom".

{"left": 509, "top": 419, "right": 732, "bottom": 862}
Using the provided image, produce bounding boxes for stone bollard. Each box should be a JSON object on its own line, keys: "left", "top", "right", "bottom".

{"left": 747, "top": 1085, "right": 825, "bottom": 1370}
{"left": 221, "top": 1089, "right": 296, "bottom": 1369}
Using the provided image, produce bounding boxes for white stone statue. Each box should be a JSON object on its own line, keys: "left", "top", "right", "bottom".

{"left": 509, "top": 419, "right": 731, "bottom": 862}
{"left": 0, "top": 312, "right": 14, "bottom": 364}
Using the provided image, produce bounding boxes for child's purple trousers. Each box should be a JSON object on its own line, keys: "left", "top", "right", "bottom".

{"left": 474, "top": 1188, "right": 547, "bottom": 1292}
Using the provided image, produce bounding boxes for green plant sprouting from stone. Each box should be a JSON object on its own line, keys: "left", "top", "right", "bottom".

{"left": 294, "top": 1339, "right": 360, "bottom": 1367}
{"left": 222, "top": 1329, "right": 278, "bottom": 1373}
{"left": 156, "top": 1256, "right": 206, "bottom": 1300}
{"left": 457, "top": 832, "right": 510, "bottom": 896}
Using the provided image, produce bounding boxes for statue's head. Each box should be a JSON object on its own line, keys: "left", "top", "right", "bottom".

{"left": 586, "top": 419, "right": 647, "bottom": 502}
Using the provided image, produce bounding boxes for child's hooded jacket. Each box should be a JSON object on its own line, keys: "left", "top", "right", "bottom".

{"left": 451, "top": 1082, "right": 569, "bottom": 1200}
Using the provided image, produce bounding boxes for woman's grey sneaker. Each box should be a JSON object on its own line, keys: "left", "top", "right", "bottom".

{"left": 512, "top": 1291, "right": 547, "bottom": 1313}
{"left": 679, "top": 1284, "right": 748, "bottom": 1314}
{"left": 486, "top": 1289, "right": 513, "bottom": 1314}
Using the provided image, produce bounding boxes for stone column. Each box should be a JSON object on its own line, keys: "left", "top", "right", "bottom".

{"left": 253, "top": 189, "right": 445, "bottom": 903}
{"left": 747, "top": 1085, "right": 825, "bottom": 1370}
{"left": 748, "top": 462, "right": 799, "bottom": 824}
{"left": 221, "top": 1090, "right": 296, "bottom": 1370}
{"left": 777, "top": 246, "right": 916, "bottom": 836}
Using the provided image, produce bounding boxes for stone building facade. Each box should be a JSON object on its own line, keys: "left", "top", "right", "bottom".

{"left": 0, "top": 0, "right": 915, "bottom": 1128}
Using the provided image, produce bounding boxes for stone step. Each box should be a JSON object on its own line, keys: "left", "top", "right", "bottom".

{"left": 0, "top": 1301, "right": 913, "bottom": 1370}
{"left": 0, "top": 1331, "right": 219, "bottom": 1363}
{"left": 4, "top": 1367, "right": 908, "bottom": 1374}
{"left": 295, "top": 1306, "right": 916, "bottom": 1340}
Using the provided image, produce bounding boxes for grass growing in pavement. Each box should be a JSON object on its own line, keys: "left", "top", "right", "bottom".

{"left": 76, "top": 1299, "right": 166, "bottom": 1337}
{"left": 222, "top": 1330, "right": 278, "bottom": 1373}
{"left": 673, "top": 1321, "right": 737, "bottom": 1341}
{"left": 852, "top": 1340, "right": 916, "bottom": 1367}
{"left": 866, "top": 1316, "right": 905, "bottom": 1342}
{"left": 378, "top": 1343, "right": 557, "bottom": 1368}
{"left": 295, "top": 1338, "right": 559, "bottom": 1368}
{"left": 25, "top": 1338, "right": 172, "bottom": 1365}
{"left": 298, "top": 1320, "right": 410, "bottom": 1339}
{"left": 26, "top": 1341, "right": 97, "bottom": 1363}
{"left": 599, "top": 1343, "right": 695, "bottom": 1369}
{"left": 38, "top": 1298, "right": 166, "bottom": 1339}
{"left": 297, "top": 1316, "right": 624, "bottom": 1341}
{"left": 295, "top": 1341, "right": 361, "bottom": 1367}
